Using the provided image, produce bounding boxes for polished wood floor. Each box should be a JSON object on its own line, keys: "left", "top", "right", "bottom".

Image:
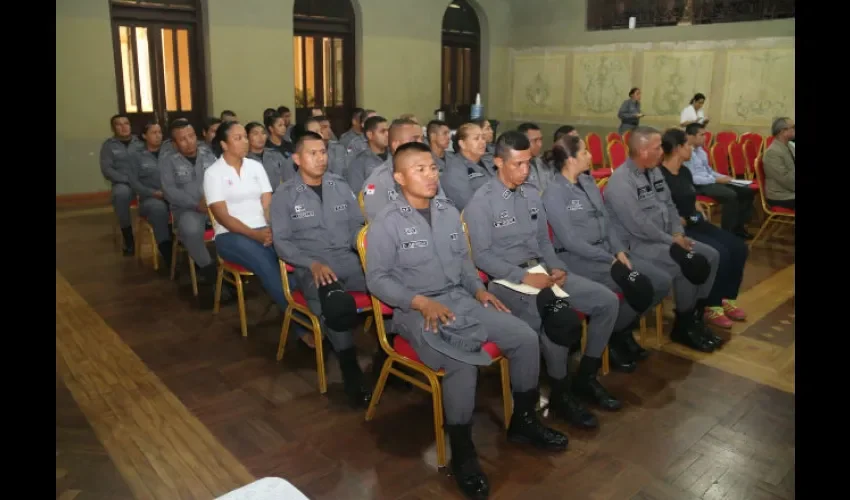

{"left": 56, "top": 209, "right": 795, "bottom": 500}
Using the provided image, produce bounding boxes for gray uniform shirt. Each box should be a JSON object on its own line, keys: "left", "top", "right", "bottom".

{"left": 345, "top": 135, "right": 368, "bottom": 156}
{"left": 361, "top": 158, "right": 448, "bottom": 221}
{"left": 604, "top": 159, "right": 684, "bottom": 249}
{"left": 248, "top": 148, "right": 295, "bottom": 191}
{"left": 442, "top": 153, "right": 497, "bottom": 211}
{"left": 463, "top": 177, "right": 565, "bottom": 284}
{"left": 365, "top": 195, "right": 484, "bottom": 312}
{"left": 542, "top": 173, "right": 626, "bottom": 264}
{"left": 528, "top": 156, "right": 556, "bottom": 193}
{"left": 346, "top": 147, "right": 389, "bottom": 193}
{"left": 327, "top": 140, "right": 348, "bottom": 177}
{"left": 270, "top": 172, "right": 364, "bottom": 270}
{"left": 100, "top": 136, "right": 144, "bottom": 184}
{"left": 128, "top": 148, "right": 163, "bottom": 200}
{"left": 339, "top": 129, "right": 363, "bottom": 149}
{"left": 159, "top": 146, "right": 217, "bottom": 212}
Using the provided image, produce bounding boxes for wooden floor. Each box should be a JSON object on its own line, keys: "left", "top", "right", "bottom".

{"left": 56, "top": 209, "right": 795, "bottom": 500}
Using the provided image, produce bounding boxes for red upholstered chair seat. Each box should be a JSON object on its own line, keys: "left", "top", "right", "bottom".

{"left": 592, "top": 168, "right": 612, "bottom": 179}
{"left": 392, "top": 336, "right": 503, "bottom": 366}
{"left": 769, "top": 206, "right": 795, "bottom": 215}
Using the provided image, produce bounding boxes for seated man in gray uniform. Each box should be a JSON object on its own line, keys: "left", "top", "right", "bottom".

{"left": 314, "top": 115, "right": 348, "bottom": 177}
{"left": 344, "top": 109, "right": 377, "bottom": 156}
{"left": 605, "top": 126, "right": 722, "bottom": 353}
{"left": 159, "top": 119, "right": 227, "bottom": 306}
{"left": 542, "top": 133, "right": 671, "bottom": 368}
{"left": 270, "top": 132, "right": 373, "bottom": 408}
{"left": 464, "top": 131, "right": 624, "bottom": 431}
{"left": 366, "top": 141, "right": 568, "bottom": 500}
{"left": 345, "top": 115, "right": 389, "bottom": 193}
{"left": 100, "top": 113, "right": 144, "bottom": 255}
{"left": 359, "top": 118, "right": 426, "bottom": 221}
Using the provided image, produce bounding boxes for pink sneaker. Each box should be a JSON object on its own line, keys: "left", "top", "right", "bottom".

{"left": 722, "top": 299, "right": 747, "bottom": 321}
{"left": 704, "top": 306, "right": 733, "bottom": 329}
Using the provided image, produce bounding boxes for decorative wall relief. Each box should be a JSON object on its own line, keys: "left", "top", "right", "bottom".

{"left": 571, "top": 51, "right": 633, "bottom": 117}
{"left": 721, "top": 49, "right": 795, "bottom": 126}
{"left": 642, "top": 51, "right": 715, "bottom": 119}
{"left": 511, "top": 54, "right": 567, "bottom": 117}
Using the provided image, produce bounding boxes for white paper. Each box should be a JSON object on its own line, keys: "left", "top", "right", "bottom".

{"left": 728, "top": 179, "right": 753, "bottom": 187}
{"left": 492, "top": 264, "right": 569, "bottom": 298}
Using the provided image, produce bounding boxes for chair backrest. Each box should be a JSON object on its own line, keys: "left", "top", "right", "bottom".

{"left": 607, "top": 141, "right": 627, "bottom": 170}
{"left": 742, "top": 138, "right": 760, "bottom": 174}
{"left": 598, "top": 177, "right": 608, "bottom": 197}
{"left": 357, "top": 189, "right": 367, "bottom": 219}
{"left": 622, "top": 130, "right": 632, "bottom": 147}
{"left": 752, "top": 154, "right": 774, "bottom": 214}
{"left": 739, "top": 132, "right": 760, "bottom": 144}
{"left": 703, "top": 130, "right": 713, "bottom": 150}
{"left": 586, "top": 133, "right": 604, "bottom": 167}
{"left": 765, "top": 135, "right": 775, "bottom": 150}
{"left": 710, "top": 143, "right": 731, "bottom": 176}
{"left": 727, "top": 141, "right": 750, "bottom": 178}
{"left": 547, "top": 222, "right": 554, "bottom": 242}
{"left": 715, "top": 131, "right": 738, "bottom": 148}
{"left": 606, "top": 132, "right": 622, "bottom": 145}
{"left": 355, "top": 225, "right": 396, "bottom": 355}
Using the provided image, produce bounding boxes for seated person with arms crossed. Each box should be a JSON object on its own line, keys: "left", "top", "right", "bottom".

{"left": 762, "top": 117, "right": 796, "bottom": 211}
{"left": 660, "top": 128, "right": 749, "bottom": 329}
{"left": 542, "top": 133, "right": 671, "bottom": 369}
{"left": 604, "top": 127, "right": 722, "bottom": 353}
{"left": 270, "top": 131, "right": 373, "bottom": 408}
{"left": 464, "top": 131, "right": 628, "bottom": 431}
{"left": 160, "top": 118, "right": 227, "bottom": 306}
{"left": 366, "top": 142, "right": 567, "bottom": 500}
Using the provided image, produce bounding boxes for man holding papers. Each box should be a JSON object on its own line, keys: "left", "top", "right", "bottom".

{"left": 365, "top": 141, "right": 568, "bottom": 500}
{"left": 464, "top": 131, "right": 625, "bottom": 430}
{"left": 683, "top": 123, "right": 755, "bottom": 239}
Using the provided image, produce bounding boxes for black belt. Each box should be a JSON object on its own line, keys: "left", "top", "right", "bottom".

{"left": 517, "top": 258, "right": 541, "bottom": 269}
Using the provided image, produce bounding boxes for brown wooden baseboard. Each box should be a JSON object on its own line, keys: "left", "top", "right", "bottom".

{"left": 56, "top": 191, "right": 111, "bottom": 209}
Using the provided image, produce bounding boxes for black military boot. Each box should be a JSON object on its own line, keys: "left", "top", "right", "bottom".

{"left": 617, "top": 320, "right": 650, "bottom": 361}
{"left": 607, "top": 336, "right": 637, "bottom": 373}
{"left": 670, "top": 309, "right": 714, "bottom": 352}
{"left": 507, "top": 389, "right": 569, "bottom": 451}
{"left": 572, "top": 356, "right": 622, "bottom": 411}
{"left": 338, "top": 347, "right": 372, "bottom": 409}
{"left": 547, "top": 377, "right": 598, "bottom": 429}
{"left": 158, "top": 241, "right": 173, "bottom": 271}
{"left": 693, "top": 299, "right": 724, "bottom": 348}
{"left": 121, "top": 226, "right": 135, "bottom": 256}
{"left": 446, "top": 424, "right": 489, "bottom": 500}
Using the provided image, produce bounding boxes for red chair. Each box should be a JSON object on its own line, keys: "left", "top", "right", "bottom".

{"left": 714, "top": 131, "right": 738, "bottom": 150}
{"left": 703, "top": 131, "right": 713, "bottom": 150}
{"left": 750, "top": 155, "right": 795, "bottom": 248}
{"left": 586, "top": 133, "right": 605, "bottom": 168}
{"left": 356, "top": 226, "right": 512, "bottom": 468}
{"left": 206, "top": 209, "right": 257, "bottom": 337}
{"left": 727, "top": 141, "right": 752, "bottom": 179}
{"left": 765, "top": 135, "right": 775, "bottom": 150}
{"left": 696, "top": 195, "right": 718, "bottom": 222}
{"left": 710, "top": 143, "right": 732, "bottom": 177}
{"left": 607, "top": 141, "right": 627, "bottom": 170}
{"left": 276, "top": 260, "right": 375, "bottom": 394}
{"left": 622, "top": 130, "right": 632, "bottom": 148}
{"left": 606, "top": 132, "right": 622, "bottom": 145}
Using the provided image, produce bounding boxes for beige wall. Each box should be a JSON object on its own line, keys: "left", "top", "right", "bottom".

{"left": 56, "top": 0, "right": 512, "bottom": 195}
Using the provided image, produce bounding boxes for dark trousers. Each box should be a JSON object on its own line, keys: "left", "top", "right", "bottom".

{"left": 696, "top": 183, "right": 755, "bottom": 233}
{"left": 767, "top": 198, "right": 795, "bottom": 211}
{"left": 685, "top": 222, "right": 748, "bottom": 307}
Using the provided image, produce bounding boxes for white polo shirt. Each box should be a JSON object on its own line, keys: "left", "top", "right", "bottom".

{"left": 680, "top": 104, "right": 705, "bottom": 125}
{"left": 203, "top": 156, "right": 273, "bottom": 236}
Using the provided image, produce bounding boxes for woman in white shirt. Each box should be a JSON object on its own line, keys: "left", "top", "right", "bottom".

{"left": 680, "top": 93, "right": 710, "bottom": 127}
{"left": 204, "top": 121, "right": 312, "bottom": 345}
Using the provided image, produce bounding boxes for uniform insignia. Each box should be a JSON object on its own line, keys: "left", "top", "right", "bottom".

{"left": 493, "top": 217, "right": 516, "bottom": 228}
{"left": 449, "top": 232, "right": 459, "bottom": 240}
{"left": 388, "top": 189, "right": 398, "bottom": 201}
{"left": 567, "top": 200, "right": 583, "bottom": 211}
{"left": 296, "top": 184, "right": 306, "bottom": 192}
{"left": 400, "top": 206, "right": 412, "bottom": 214}
{"left": 502, "top": 189, "right": 511, "bottom": 199}
{"left": 404, "top": 227, "right": 418, "bottom": 235}
{"left": 328, "top": 180, "right": 335, "bottom": 186}
{"left": 294, "top": 205, "right": 305, "bottom": 213}
{"left": 637, "top": 185, "right": 654, "bottom": 200}
{"left": 653, "top": 180, "right": 665, "bottom": 192}
{"left": 334, "top": 203, "right": 347, "bottom": 212}
{"left": 365, "top": 184, "right": 375, "bottom": 195}
{"left": 291, "top": 210, "right": 315, "bottom": 219}
{"left": 499, "top": 210, "right": 509, "bottom": 219}
{"left": 401, "top": 240, "right": 429, "bottom": 250}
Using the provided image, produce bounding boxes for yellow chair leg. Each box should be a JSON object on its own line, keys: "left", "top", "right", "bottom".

{"left": 655, "top": 303, "right": 664, "bottom": 346}
{"left": 234, "top": 275, "right": 248, "bottom": 337}
{"left": 639, "top": 315, "right": 648, "bottom": 345}
{"left": 149, "top": 227, "right": 159, "bottom": 271}
{"left": 170, "top": 239, "right": 179, "bottom": 280}
{"left": 363, "top": 315, "right": 373, "bottom": 334}
{"left": 365, "top": 357, "right": 392, "bottom": 421}
{"left": 311, "top": 315, "right": 327, "bottom": 394}
{"left": 213, "top": 266, "right": 225, "bottom": 314}
{"left": 499, "top": 358, "right": 512, "bottom": 430}
{"left": 601, "top": 346, "right": 610, "bottom": 376}
{"left": 430, "top": 373, "right": 447, "bottom": 468}
{"left": 188, "top": 257, "right": 198, "bottom": 297}
{"left": 277, "top": 307, "right": 294, "bottom": 361}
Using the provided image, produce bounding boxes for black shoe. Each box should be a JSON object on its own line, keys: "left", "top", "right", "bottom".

{"left": 618, "top": 326, "right": 649, "bottom": 361}
{"left": 446, "top": 424, "right": 489, "bottom": 500}
{"left": 693, "top": 301, "right": 724, "bottom": 348}
{"left": 670, "top": 309, "right": 714, "bottom": 353}
{"left": 158, "top": 241, "right": 174, "bottom": 271}
{"left": 607, "top": 343, "right": 637, "bottom": 373}
{"left": 507, "top": 390, "right": 569, "bottom": 451}
{"left": 338, "top": 348, "right": 372, "bottom": 409}
{"left": 572, "top": 356, "right": 622, "bottom": 411}
{"left": 734, "top": 229, "right": 754, "bottom": 240}
{"left": 547, "top": 377, "right": 598, "bottom": 429}
{"left": 121, "top": 226, "right": 135, "bottom": 256}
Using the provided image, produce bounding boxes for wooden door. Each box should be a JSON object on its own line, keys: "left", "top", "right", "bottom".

{"left": 111, "top": 21, "right": 205, "bottom": 133}
{"left": 293, "top": 33, "right": 353, "bottom": 138}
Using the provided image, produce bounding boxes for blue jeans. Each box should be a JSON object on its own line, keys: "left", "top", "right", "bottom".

{"left": 215, "top": 231, "right": 309, "bottom": 338}
{"left": 685, "top": 222, "right": 749, "bottom": 306}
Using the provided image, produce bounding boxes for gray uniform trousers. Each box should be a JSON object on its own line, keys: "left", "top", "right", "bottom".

{"left": 394, "top": 288, "right": 540, "bottom": 425}
{"left": 295, "top": 250, "right": 367, "bottom": 352}
{"left": 175, "top": 209, "right": 212, "bottom": 268}
{"left": 488, "top": 273, "right": 618, "bottom": 380}
{"left": 139, "top": 198, "right": 171, "bottom": 244}
{"left": 629, "top": 240, "right": 719, "bottom": 312}
{"left": 111, "top": 184, "right": 136, "bottom": 228}
{"left": 557, "top": 252, "right": 672, "bottom": 332}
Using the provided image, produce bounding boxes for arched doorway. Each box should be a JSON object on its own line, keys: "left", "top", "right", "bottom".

{"left": 293, "top": 0, "right": 356, "bottom": 137}
{"left": 440, "top": 0, "right": 481, "bottom": 128}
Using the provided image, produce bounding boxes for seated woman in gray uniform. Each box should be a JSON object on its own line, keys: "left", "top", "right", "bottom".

{"left": 270, "top": 131, "right": 374, "bottom": 408}
{"left": 541, "top": 134, "right": 671, "bottom": 369}
{"left": 441, "top": 122, "right": 497, "bottom": 211}
{"left": 127, "top": 121, "right": 173, "bottom": 269}
{"left": 464, "top": 131, "right": 625, "bottom": 432}
{"left": 245, "top": 121, "right": 296, "bottom": 190}
{"left": 366, "top": 141, "right": 568, "bottom": 500}
{"left": 604, "top": 127, "right": 722, "bottom": 353}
